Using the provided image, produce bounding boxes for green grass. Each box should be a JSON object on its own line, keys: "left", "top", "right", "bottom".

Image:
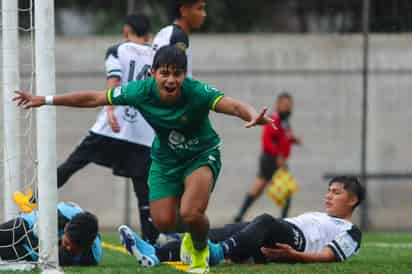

{"left": 15, "top": 232, "right": 412, "bottom": 274}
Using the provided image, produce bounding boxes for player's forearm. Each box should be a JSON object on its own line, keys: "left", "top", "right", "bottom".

{"left": 233, "top": 102, "right": 259, "bottom": 123}
{"left": 52, "top": 91, "right": 107, "bottom": 107}
{"left": 215, "top": 96, "right": 258, "bottom": 122}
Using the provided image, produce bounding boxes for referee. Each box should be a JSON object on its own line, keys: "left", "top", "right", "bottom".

{"left": 234, "top": 92, "right": 301, "bottom": 222}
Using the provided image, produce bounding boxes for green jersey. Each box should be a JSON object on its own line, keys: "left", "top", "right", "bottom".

{"left": 107, "top": 77, "right": 224, "bottom": 166}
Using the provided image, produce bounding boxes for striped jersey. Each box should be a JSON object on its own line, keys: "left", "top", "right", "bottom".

{"left": 90, "top": 41, "right": 155, "bottom": 147}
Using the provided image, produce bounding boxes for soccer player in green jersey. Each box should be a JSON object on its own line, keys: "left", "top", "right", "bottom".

{"left": 14, "top": 45, "right": 273, "bottom": 273}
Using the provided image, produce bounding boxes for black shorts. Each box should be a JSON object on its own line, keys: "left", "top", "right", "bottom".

{"left": 257, "top": 153, "right": 278, "bottom": 181}
{"left": 74, "top": 132, "right": 151, "bottom": 178}
{"left": 261, "top": 218, "right": 306, "bottom": 263}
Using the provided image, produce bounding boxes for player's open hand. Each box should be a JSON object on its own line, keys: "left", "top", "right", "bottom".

{"left": 244, "top": 107, "right": 275, "bottom": 128}
{"left": 261, "top": 243, "right": 298, "bottom": 261}
{"left": 13, "top": 91, "right": 44, "bottom": 109}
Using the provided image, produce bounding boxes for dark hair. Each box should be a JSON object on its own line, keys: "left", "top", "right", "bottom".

{"left": 152, "top": 45, "right": 187, "bottom": 72}
{"left": 125, "top": 14, "right": 150, "bottom": 37}
{"left": 329, "top": 176, "right": 365, "bottom": 209}
{"left": 277, "top": 91, "right": 293, "bottom": 101}
{"left": 65, "top": 212, "right": 98, "bottom": 248}
{"left": 171, "top": 0, "right": 202, "bottom": 19}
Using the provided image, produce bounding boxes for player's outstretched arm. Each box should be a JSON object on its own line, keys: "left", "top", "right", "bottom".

{"left": 214, "top": 96, "right": 274, "bottom": 128}
{"left": 261, "top": 244, "right": 337, "bottom": 263}
{"left": 13, "top": 90, "right": 108, "bottom": 109}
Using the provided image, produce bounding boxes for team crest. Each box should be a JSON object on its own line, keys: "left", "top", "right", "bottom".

{"left": 122, "top": 107, "right": 139, "bottom": 123}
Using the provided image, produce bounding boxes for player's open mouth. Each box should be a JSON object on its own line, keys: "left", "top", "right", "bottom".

{"left": 165, "top": 86, "right": 176, "bottom": 93}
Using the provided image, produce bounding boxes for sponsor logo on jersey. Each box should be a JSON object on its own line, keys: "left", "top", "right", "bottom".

{"left": 168, "top": 130, "right": 199, "bottom": 150}
{"left": 113, "top": 87, "right": 122, "bottom": 98}
{"left": 168, "top": 130, "right": 186, "bottom": 145}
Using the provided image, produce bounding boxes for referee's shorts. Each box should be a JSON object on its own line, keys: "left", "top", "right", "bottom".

{"left": 257, "top": 153, "right": 279, "bottom": 182}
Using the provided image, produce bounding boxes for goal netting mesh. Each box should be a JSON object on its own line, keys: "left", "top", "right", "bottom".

{"left": 1, "top": 0, "right": 59, "bottom": 272}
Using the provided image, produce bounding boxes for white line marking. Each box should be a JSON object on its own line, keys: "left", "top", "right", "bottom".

{"left": 365, "top": 242, "right": 412, "bottom": 248}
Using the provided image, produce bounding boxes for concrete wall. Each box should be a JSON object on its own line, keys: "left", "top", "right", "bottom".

{"left": 1, "top": 34, "right": 411, "bottom": 230}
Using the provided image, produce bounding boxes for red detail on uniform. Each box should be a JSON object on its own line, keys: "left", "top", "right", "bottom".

{"left": 261, "top": 113, "right": 294, "bottom": 159}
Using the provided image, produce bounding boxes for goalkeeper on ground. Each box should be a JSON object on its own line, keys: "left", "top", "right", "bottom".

{"left": 0, "top": 202, "right": 101, "bottom": 266}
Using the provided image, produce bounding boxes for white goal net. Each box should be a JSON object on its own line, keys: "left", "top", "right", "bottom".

{"left": 1, "top": 0, "right": 60, "bottom": 272}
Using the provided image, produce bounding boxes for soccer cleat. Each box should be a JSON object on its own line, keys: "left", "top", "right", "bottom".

{"left": 180, "top": 233, "right": 194, "bottom": 264}
{"left": 208, "top": 241, "right": 224, "bottom": 266}
{"left": 189, "top": 245, "right": 210, "bottom": 274}
{"left": 156, "top": 232, "right": 181, "bottom": 246}
{"left": 118, "top": 225, "right": 159, "bottom": 267}
{"left": 13, "top": 190, "right": 36, "bottom": 214}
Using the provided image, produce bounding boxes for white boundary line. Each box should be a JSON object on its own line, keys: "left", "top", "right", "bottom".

{"left": 365, "top": 242, "right": 412, "bottom": 248}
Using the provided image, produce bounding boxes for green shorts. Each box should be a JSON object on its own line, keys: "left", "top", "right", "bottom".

{"left": 148, "top": 148, "right": 221, "bottom": 202}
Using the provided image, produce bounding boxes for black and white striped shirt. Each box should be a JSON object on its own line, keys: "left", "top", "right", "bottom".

{"left": 286, "top": 212, "right": 361, "bottom": 261}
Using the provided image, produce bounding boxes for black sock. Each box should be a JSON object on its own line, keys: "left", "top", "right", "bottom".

{"left": 139, "top": 206, "right": 159, "bottom": 244}
{"left": 191, "top": 232, "right": 208, "bottom": 250}
{"left": 155, "top": 240, "right": 181, "bottom": 262}
{"left": 221, "top": 237, "right": 238, "bottom": 258}
{"left": 235, "top": 194, "right": 255, "bottom": 221}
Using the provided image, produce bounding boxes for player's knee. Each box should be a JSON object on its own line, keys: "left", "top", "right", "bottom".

{"left": 180, "top": 207, "right": 203, "bottom": 225}
{"left": 152, "top": 215, "right": 177, "bottom": 233}
{"left": 254, "top": 213, "right": 276, "bottom": 226}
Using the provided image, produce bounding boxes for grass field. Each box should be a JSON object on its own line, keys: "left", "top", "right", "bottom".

{"left": 19, "top": 232, "right": 412, "bottom": 274}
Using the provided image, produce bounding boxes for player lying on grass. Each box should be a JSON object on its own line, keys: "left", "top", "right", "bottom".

{"left": 13, "top": 44, "right": 273, "bottom": 273}
{"left": 118, "top": 176, "right": 364, "bottom": 267}
{"left": 0, "top": 202, "right": 101, "bottom": 266}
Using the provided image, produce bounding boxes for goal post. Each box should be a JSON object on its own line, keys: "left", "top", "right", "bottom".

{"left": 1, "top": 0, "right": 60, "bottom": 271}
{"left": 34, "top": 0, "right": 59, "bottom": 271}
{"left": 2, "top": 0, "right": 22, "bottom": 220}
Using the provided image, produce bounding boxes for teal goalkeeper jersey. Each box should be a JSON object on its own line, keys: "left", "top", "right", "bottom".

{"left": 107, "top": 77, "right": 224, "bottom": 166}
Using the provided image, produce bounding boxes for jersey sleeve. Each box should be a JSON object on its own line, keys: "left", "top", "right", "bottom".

{"left": 192, "top": 81, "right": 224, "bottom": 112}
{"left": 327, "top": 225, "right": 362, "bottom": 261}
{"left": 153, "top": 26, "right": 189, "bottom": 52}
{"left": 107, "top": 80, "right": 146, "bottom": 107}
{"left": 105, "top": 44, "right": 121, "bottom": 80}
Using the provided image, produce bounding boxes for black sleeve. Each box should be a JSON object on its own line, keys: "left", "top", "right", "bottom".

{"left": 105, "top": 43, "right": 122, "bottom": 80}
{"left": 170, "top": 26, "right": 189, "bottom": 51}
{"left": 328, "top": 225, "right": 362, "bottom": 261}
{"left": 105, "top": 43, "right": 120, "bottom": 60}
